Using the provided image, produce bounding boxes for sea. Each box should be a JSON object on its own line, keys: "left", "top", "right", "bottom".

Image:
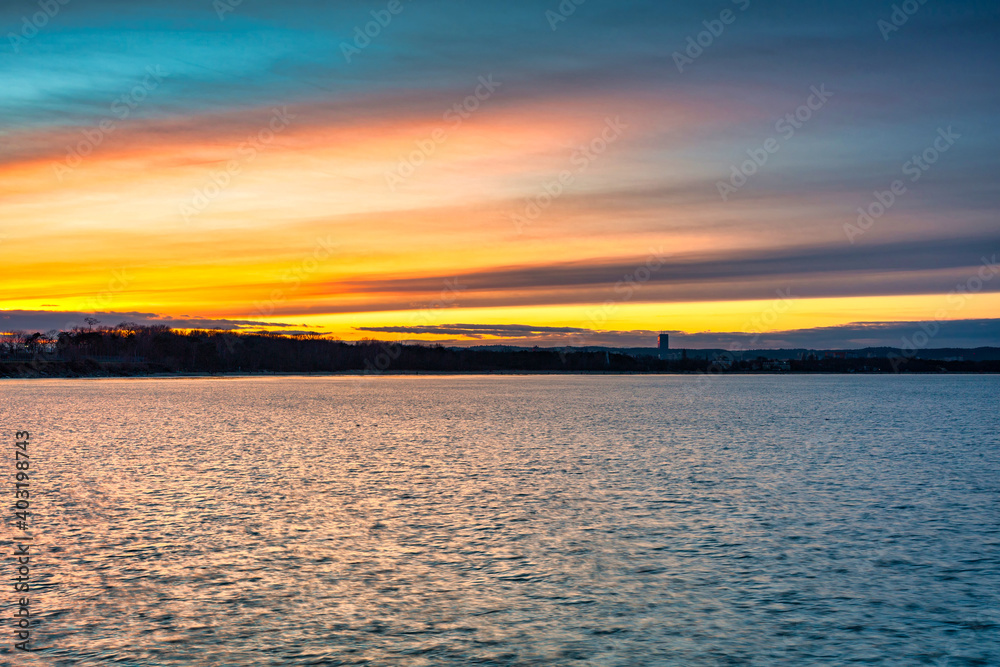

{"left": 1, "top": 375, "right": 998, "bottom": 666}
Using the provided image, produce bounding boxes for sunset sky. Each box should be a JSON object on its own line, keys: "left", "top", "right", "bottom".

{"left": 2, "top": 0, "right": 998, "bottom": 348}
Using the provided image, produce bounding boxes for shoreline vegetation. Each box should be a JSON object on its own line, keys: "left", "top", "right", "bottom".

{"left": 2, "top": 325, "right": 998, "bottom": 378}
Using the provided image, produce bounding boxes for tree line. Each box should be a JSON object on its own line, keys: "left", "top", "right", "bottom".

{"left": 1, "top": 324, "right": 997, "bottom": 376}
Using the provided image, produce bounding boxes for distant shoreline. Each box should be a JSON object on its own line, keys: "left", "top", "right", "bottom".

{"left": 3, "top": 328, "right": 998, "bottom": 378}
{"left": 3, "top": 368, "right": 998, "bottom": 380}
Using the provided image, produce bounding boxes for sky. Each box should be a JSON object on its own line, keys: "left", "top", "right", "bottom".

{"left": 1, "top": 0, "right": 998, "bottom": 348}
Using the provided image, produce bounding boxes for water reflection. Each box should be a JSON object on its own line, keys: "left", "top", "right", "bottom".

{"left": 2, "top": 376, "right": 998, "bottom": 665}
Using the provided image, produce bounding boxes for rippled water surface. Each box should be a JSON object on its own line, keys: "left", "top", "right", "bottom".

{"left": 2, "top": 375, "right": 998, "bottom": 666}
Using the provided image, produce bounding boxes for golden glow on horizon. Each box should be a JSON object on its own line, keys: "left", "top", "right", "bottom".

{"left": 279, "top": 293, "right": 1000, "bottom": 341}
{"left": 4, "top": 293, "right": 998, "bottom": 343}
{"left": 1, "top": 95, "right": 995, "bottom": 341}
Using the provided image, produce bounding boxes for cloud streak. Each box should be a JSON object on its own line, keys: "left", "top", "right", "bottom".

{"left": 0, "top": 310, "right": 304, "bottom": 333}
{"left": 337, "top": 238, "right": 1000, "bottom": 299}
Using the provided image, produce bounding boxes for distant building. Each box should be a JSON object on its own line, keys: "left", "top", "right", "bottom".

{"left": 658, "top": 333, "right": 669, "bottom": 359}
